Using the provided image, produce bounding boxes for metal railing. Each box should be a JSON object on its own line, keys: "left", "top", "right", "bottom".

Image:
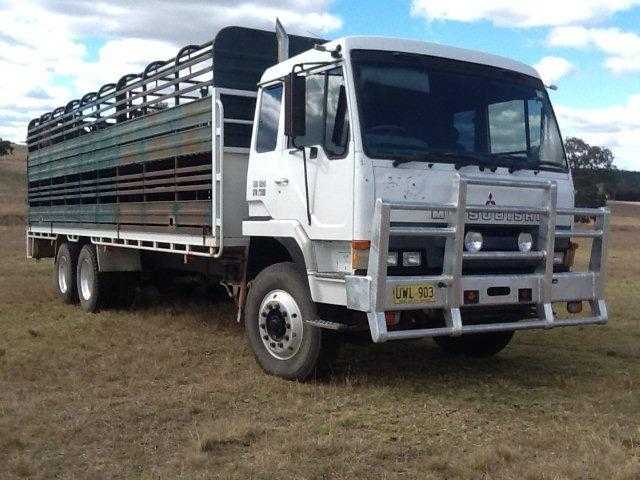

{"left": 27, "top": 42, "right": 214, "bottom": 152}
{"left": 27, "top": 87, "right": 257, "bottom": 259}
{"left": 210, "top": 87, "right": 257, "bottom": 258}
{"left": 349, "top": 175, "right": 610, "bottom": 342}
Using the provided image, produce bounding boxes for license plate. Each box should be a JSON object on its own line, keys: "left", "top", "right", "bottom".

{"left": 392, "top": 284, "right": 435, "bottom": 305}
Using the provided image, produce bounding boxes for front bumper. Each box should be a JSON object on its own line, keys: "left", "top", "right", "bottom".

{"left": 345, "top": 176, "right": 610, "bottom": 343}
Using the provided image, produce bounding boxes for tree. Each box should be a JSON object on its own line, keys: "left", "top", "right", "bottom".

{"left": 565, "top": 137, "right": 615, "bottom": 213}
{"left": 0, "top": 138, "right": 13, "bottom": 156}
{"left": 564, "top": 137, "right": 615, "bottom": 170}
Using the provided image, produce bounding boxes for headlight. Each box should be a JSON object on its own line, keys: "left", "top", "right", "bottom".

{"left": 464, "top": 231, "right": 483, "bottom": 253}
{"left": 517, "top": 232, "right": 533, "bottom": 252}
{"left": 402, "top": 251, "right": 422, "bottom": 267}
{"left": 387, "top": 251, "right": 398, "bottom": 266}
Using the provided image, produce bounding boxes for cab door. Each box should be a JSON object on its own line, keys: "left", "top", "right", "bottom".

{"left": 246, "top": 82, "right": 285, "bottom": 220}
{"left": 281, "top": 66, "right": 354, "bottom": 240}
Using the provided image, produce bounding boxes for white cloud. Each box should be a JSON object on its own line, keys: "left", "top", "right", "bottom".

{"left": 604, "top": 56, "right": 640, "bottom": 74}
{"left": 411, "top": 0, "right": 640, "bottom": 27}
{"left": 0, "top": 2, "right": 81, "bottom": 141}
{"left": 0, "top": 0, "right": 342, "bottom": 143}
{"left": 546, "top": 26, "right": 591, "bottom": 47}
{"left": 556, "top": 94, "right": 640, "bottom": 170}
{"left": 70, "top": 39, "right": 179, "bottom": 94}
{"left": 548, "top": 26, "right": 640, "bottom": 73}
{"left": 534, "top": 56, "right": 575, "bottom": 84}
{"left": 34, "top": 0, "right": 342, "bottom": 45}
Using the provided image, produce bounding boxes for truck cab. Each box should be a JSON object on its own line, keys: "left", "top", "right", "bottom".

{"left": 242, "top": 35, "right": 609, "bottom": 376}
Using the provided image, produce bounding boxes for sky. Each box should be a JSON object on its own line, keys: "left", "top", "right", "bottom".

{"left": 1, "top": 0, "right": 639, "bottom": 170}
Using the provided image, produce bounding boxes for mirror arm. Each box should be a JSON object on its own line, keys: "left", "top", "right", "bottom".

{"left": 286, "top": 67, "right": 313, "bottom": 226}
{"left": 291, "top": 138, "right": 312, "bottom": 226}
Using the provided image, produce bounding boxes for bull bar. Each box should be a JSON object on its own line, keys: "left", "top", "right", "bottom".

{"left": 345, "top": 176, "right": 610, "bottom": 343}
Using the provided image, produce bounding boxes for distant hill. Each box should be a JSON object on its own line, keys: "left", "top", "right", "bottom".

{"left": 0, "top": 142, "right": 27, "bottom": 223}
{"left": 1, "top": 142, "right": 27, "bottom": 172}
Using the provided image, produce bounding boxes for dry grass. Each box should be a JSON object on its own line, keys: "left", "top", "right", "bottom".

{"left": 0, "top": 143, "right": 27, "bottom": 223}
{"left": 1, "top": 198, "right": 639, "bottom": 477}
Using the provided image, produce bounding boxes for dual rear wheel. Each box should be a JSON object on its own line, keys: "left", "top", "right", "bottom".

{"left": 54, "top": 242, "right": 79, "bottom": 304}
{"left": 54, "top": 242, "right": 136, "bottom": 313}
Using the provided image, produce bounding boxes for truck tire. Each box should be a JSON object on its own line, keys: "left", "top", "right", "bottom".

{"left": 76, "top": 244, "right": 106, "bottom": 313}
{"left": 433, "top": 331, "right": 514, "bottom": 357}
{"left": 244, "top": 262, "right": 334, "bottom": 381}
{"left": 54, "top": 242, "right": 79, "bottom": 304}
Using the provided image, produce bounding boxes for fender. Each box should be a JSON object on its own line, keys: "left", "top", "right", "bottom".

{"left": 243, "top": 219, "right": 316, "bottom": 271}
{"left": 243, "top": 219, "right": 347, "bottom": 305}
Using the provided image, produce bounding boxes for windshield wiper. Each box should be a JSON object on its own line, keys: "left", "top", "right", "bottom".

{"left": 391, "top": 154, "right": 429, "bottom": 167}
{"left": 487, "top": 153, "right": 530, "bottom": 173}
{"left": 451, "top": 152, "right": 497, "bottom": 170}
{"left": 392, "top": 151, "right": 497, "bottom": 169}
{"left": 537, "top": 160, "right": 567, "bottom": 171}
{"left": 390, "top": 150, "right": 557, "bottom": 173}
{"left": 389, "top": 149, "right": 567, "bottom": 172}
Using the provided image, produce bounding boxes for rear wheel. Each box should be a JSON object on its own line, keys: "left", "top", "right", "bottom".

{"left": 245, "top": 262, "right": 337, "bottom": 381}
{"left": 54, "top": 242, "right": 78, "bottom": 304}
{"left": 433, "top": 331, "right": 514, "bottom": 357}
{"left": 76, "top": 244, "right": 107, "bottom": 313}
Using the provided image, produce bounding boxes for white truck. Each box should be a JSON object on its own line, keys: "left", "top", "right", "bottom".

{"left": 26, "top": 25, "right": 609, "bottom": 380}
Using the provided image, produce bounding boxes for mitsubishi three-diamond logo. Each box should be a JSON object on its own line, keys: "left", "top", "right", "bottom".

{"left": 486, "top": 192, "right": 496, "bottom": 206}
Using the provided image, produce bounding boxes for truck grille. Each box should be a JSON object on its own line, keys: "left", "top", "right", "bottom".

{"left": 387, "top": 223, "right": 568, "bottom": 276}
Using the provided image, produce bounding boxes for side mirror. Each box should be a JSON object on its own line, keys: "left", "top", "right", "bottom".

{"left": 284, "top": 72, "right": 306, "bottom": 138}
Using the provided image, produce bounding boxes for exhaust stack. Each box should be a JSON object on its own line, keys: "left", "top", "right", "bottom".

{"left": 276, "top": 18, "right": 289, "bottom": 63}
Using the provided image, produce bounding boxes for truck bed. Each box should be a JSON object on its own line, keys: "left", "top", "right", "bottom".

{"left": 27, "top": 92, "right": 252, "bottom": 251}
{"left": 26, "top": 26, "right": 320, "bottom": 256}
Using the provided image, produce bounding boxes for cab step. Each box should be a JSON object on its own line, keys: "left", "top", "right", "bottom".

{"left": 305, "top": 318, "right": 354, "bottom": 331}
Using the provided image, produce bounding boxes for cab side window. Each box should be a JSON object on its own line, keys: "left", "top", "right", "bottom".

{"left": 255, "top": 83, "right": 283, "bottom": 153}
{"left": 325, "top": 70, "right": 350, "bottom": 157}
{"left": 295, "top": 75, "right": 325, "bottom": 147}
{"left": 295, "top": 67, "right": 350, "bottom": 158}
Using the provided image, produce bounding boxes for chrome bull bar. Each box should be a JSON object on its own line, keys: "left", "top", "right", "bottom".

{"left": 345, "top": 176, "right": 610, "bottom": 343}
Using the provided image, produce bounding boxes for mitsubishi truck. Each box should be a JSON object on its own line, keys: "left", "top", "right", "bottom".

{"left": 26, "top": 24, "right": 610, "bottom": 380}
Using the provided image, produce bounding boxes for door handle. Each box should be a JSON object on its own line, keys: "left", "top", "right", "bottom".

{"left": 274, "top": 177, "right": 289, "bottom": 186}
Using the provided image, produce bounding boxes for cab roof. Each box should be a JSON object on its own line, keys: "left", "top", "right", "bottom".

{"left": 261, "top": 35, "right": 541, "bottom": 84}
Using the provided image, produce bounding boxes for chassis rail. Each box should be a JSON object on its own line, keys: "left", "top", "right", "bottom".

{"left": 345, "top": 176, "right": 610, "bottom": 343}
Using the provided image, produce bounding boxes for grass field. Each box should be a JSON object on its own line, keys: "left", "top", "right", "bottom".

{"left": 0, "top": 144, "right": 27, "bottom": 224}
{"left": 1, "top": 149, "right": 639, "bottom": 478}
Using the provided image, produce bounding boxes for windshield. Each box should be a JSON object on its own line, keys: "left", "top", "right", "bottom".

{"left": 351, "top": 50, "right": 566, "bottom": 170}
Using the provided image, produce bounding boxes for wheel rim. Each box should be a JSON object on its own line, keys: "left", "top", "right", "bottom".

{"left": 258, "top": 289, "right": 304, "bottom": 360}
{"left": 58, "top": 257, "right": 68, "bottom": 294}
{"left": 79, "top": 258, "right": 94, "bottom": 301}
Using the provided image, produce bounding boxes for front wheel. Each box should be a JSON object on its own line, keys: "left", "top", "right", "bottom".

{"left": 245, "top": 262, "right": 336, "bottom": 381}
{"left": 433, "top": 331, "right": 514, "bottom": 357}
